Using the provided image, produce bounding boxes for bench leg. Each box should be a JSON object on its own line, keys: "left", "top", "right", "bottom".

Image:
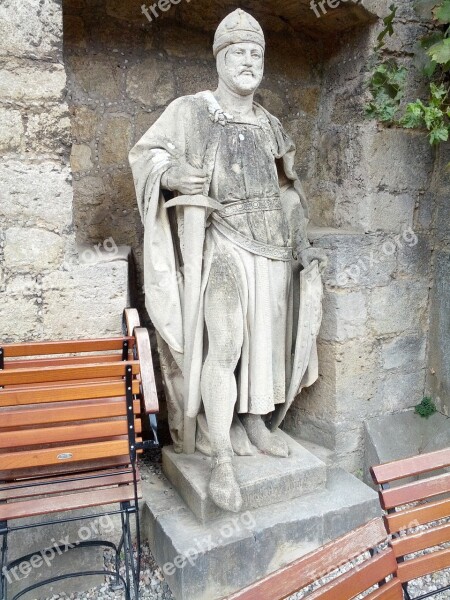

{"left": 121, "top": 502, "right": 140, "bottom": 600}
{"left": 0, "top": 522, "right": 7, "bottom": 600}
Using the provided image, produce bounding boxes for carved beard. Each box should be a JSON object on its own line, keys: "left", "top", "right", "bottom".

{"left": 216, "top": 46, "right": 264, "bottom": 96}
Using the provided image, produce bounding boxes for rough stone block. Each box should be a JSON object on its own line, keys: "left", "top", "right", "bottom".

{"left": 26, "top": 105, "right": 72, "bottom": 155}
{"left": 71, "top": 143, "right": 94, "bottom": 172}
{"left": 361, "top": 192, "right": 416, "bottom": 233}
{"left": 0, "top": 161, "right": 73, "bottom": 233}
{"left": 312, "top": 230, "right": 397, "bottom": 289}
{"left": 161, "top": 24, "right": 211, "bottom": 59}
{"left": 365, "top": 129, "right": 433, "bottom": 192}
{"left": 369, "top": 281, "right": 429, "bottom": 335}
{"left": 0, "top": 107, "right": 23, "bottom": 153}
{"left": 142, "top": 464, "right": 380, "bottom": 600}
{"left": 0, "top": 59, "right": 66, "bottom": 103}
{"left": 127, "top": 57, "right": 176, "bottom": 108}
{"left": 71, "top": 106, "right": 100, "bottom": 142}
{"left": 320, "top": 289, "right": 368, "bottom": 342}
{"left": 0, "top": 0, "right": 62, "bottom": 60}
{"left": 364, "top": 411, "right": 450, "bottom": 485}
{"left": 41, "top": 257, "right": 130, "bottom": 338}
{"left": 380, "top": 333, "right": 427, "bottom": 371}
{"left": 162, "top": 433, "right": 327, "bottom": 523}
{"left": 4, "top": 227, "right": 65, "bottom": 272}
{"left": 98, "top": 115, "right": 132, "bottom": 166}
{"left": 0, "top": 286, "right": 40, "bottom": 341}
{"left": 68, "top": 55, "right": 123, "bottom": 101}
{"left": 288, "top": 85, "right": 320, "bottom": 116}
{"left": 396, "top": 234, "right": 432, "bottom": 278}
{"left": 376, "top": 370, "right": 426, "bottom": 414}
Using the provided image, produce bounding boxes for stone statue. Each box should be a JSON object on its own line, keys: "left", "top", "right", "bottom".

{"left": 129, "top": 8, "right": 327, "bottom": 513}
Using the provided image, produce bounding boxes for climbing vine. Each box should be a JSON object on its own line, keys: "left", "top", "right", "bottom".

{"left": 366, "top": 1, "right": 450, "bottom": 150}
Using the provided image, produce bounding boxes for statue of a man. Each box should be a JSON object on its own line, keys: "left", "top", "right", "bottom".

{"left": 129, "top": 8, "right": 326, "bottom": 513}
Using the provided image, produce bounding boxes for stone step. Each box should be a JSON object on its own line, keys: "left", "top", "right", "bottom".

{"left": 141, "top": 462, "right": 381, "bottom": 600}
{"left": 162, "top": 431, "right": 328, "bottom": 523}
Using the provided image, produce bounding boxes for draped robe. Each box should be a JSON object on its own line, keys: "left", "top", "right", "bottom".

{"left": 129, "top": 91, "right": 321, "bottom": 454}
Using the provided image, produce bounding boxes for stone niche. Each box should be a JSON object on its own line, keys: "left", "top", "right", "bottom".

{"left": 63, "top": 0, "right": 375, "bottom": 315}
{"left": 63, "top": 0, "right": 436, "bottom": 473}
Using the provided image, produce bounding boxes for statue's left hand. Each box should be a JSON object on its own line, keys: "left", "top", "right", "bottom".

{"left": 298, "top": 247, "right": 328, "bottom": 273}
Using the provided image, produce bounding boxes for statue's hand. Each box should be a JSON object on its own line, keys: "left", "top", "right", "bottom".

{"left": 162, "top": 164, "right": 208, "bottom": 196}
{"left": 298, "top": 247, "right": 328, "bottom": 273}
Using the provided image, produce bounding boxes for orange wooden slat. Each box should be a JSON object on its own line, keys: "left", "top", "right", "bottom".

{"left": 0, "top": 361, "right": 140, "bottom": 386}
{"left": 397, "top": 547, "right": 450, "bottom": 583}
{"left": 380, "top": 473, "right": 450, "bottom": 510}
{"left": 391, "top": 522, "right": 450, "bottom": 558}
{"left": 304, "top": 550, "right": 398, "bottom": 600}
{"left": 227, "top": 519, "right": 388, "bottom": 600}
{"left": 0, "top": 419, "right": 141, "bottom": 449}
{"left": 371, "top": 448, "right": 450, "bottom": 484}
{"left": 0, "top": 456, "right": 131, "bottom": 481}
{"left": 5, "top": 354, "right": 127, "bottom": 369}
{"left": 364, "top": 579, "right": 404, "bottom": 600}
{"left": 385, "top": 498, "right": 450, "bottom": 534}
{"left": 134, "top": 328, "right": 159, "bottom": 414}
{"left": 0, "top": 337, "right": 135, "bottom": 358}
{"left": 1, "top": 439, "right": 130, "bottom": 470}
{"left": 0, "top": 379, "right": 140, "bottom": 407}
{"left": 0, "top": 484, "right": 141, "bottom": 521}
{"left": 0, "top": 398, "right": 141, "bottom": 428}
{"left": 0, "top": 470, "right": 136, "bottom": 501}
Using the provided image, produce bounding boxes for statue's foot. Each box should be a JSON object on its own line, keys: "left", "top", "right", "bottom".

{"left": 209, "top": 456, "right": 243, "bottom": 513}
{"left": 240, "top": 414, "right": 289, "bottom": 457}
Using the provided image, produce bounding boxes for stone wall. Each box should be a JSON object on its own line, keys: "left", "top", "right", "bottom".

{"left": 427, "top": 144, "right": 450, "bottom": 416}
{"left": 284, "top": 0, "right": 436, "bottom": 471}
{"left": 0, "top": 0, "right": 129, "bottom": 341}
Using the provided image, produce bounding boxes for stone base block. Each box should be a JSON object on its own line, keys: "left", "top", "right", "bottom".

{"left": 364, "top": 410, "right": 450, "bottom": 485}
{"left": 162, "top": 432, "right": 327, "bottom": 523}
{"left": 141, "top": 463, "right": 380, "bottom": 600}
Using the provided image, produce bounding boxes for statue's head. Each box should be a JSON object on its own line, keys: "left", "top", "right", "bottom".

{"left": 213, "top": 9, "right": 265, "bottom": 96}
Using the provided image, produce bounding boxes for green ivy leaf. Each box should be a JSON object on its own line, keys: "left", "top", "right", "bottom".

{"left": 427, "top": 38, "right": 450, "bottom": 64}
{"left": 377, "top": 4, "right": 398, "bottom": 50}
{"left": 430, "top": 125, "right": 449, "bottom": 143}
{"left": 423, "top": 105, "right": 444, "bottom": 128}
{"left": 401, "top": 101, "right": 426, "bottom": 127}
{"left": 434, "top": 0, "right": 450, "bottom": 23}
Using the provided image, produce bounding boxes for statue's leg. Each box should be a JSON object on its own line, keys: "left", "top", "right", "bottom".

{"left": 240, "top": 413, "right": 289, "bottom": 457}
{"left": 201, "top": 256, "right": 243, "bottom": 512}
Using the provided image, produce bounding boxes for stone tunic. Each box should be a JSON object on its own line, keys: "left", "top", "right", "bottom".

{"left": 205, "top": 114, "right": 293, "bottom": 415}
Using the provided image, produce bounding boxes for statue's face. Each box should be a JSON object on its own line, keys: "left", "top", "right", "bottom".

{"left": 218, "top": 42, "right": 264, "bottom": 96}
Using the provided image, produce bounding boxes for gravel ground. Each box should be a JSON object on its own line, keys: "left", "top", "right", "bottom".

{"left": 34, "top": 452, "right": 449, "bottom": 600}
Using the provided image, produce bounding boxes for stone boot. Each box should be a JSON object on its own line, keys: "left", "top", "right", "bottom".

{"left": 209, "top": 454, "right": 243, "bottom": 513}
{"left": 241, "top": 414, "right": 289, "bottom": 457}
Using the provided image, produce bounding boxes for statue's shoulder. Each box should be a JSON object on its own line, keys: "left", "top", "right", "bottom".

{"left": 165, "top": 92, "right": 212, "bottom": 115}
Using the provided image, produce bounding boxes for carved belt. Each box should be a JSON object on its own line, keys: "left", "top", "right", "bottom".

{"left": 210, "top": 213, "right": 293, "bottom": 261}
{"left": 218, "top": 196, "right": 282, "bottom": 218}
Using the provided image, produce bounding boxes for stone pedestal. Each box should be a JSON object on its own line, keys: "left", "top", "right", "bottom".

{"left": 163, "top": 431, "right": 327, "bottom": 523}
{"left": 142, "top": 435, "right": 380, "bottom": 600}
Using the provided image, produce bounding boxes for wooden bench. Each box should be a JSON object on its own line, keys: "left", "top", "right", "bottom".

{"left": 0, "top": 308, "right": 159, "bottom": 600}
{"left": 226, "top": 517, "right": 403, "bottom": 600}
{"left": 371, "top": 447, "right": 450, "bottom": 600}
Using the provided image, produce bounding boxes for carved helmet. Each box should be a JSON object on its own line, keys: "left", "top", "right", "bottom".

{"left": 213, "top": 9, "right": 265, "bottom": 58}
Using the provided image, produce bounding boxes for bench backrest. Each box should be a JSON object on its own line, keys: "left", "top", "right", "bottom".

{"left": 0, "top": 318, "right": 157, "bottom": 482}
{"left": 371, "top": 447, "right": 450, "bottom": 586}
{"left": 227, "top": 517, "right": 403, "bottom": 600}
